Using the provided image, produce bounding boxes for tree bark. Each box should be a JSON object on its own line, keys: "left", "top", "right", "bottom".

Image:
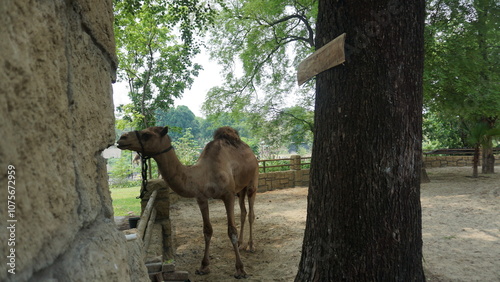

{"left": 296, "top": 1, "right": 426, "bottom": 281}
{"left": 481, "top": 143, "right": 495, "bottom": 174}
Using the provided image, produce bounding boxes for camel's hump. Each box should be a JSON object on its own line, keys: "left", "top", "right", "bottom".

{"left": 213, "top": 126, "right": 241, "bottom": 144}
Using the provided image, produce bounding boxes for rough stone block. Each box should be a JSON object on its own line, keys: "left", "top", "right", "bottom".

{"left": 0, "top": 0, "right": 148, "bottom": 280}
{"left": 146, "top": 262, "right": 163, "bottom": 273}
{"left": 163, "top": 271, "right": 190, "bottom": 281}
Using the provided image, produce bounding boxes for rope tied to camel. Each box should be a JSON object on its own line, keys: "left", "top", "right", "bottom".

{"left": 134, "top": 131, "right": 173, "bottom": 199}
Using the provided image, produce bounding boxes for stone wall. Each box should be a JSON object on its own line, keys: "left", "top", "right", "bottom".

{"left": 0, "top": 1, "right": 148, "bottom": 281}
{"left": 423, "top": 155, "right": 500, "bottom": 168}
{"left": 258, "top": 155, "right": 310, "bottom": 192}
{"left": 258, "top": 170, "right": 310, "bottom": 191}
{"left": 424, "top": 156, "right": 475, "bottom": 168}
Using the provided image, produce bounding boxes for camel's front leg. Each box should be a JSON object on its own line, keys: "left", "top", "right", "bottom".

{"left": 195, "top": 199, "right": 212, "bottom": 275}
{"left": 223, "top": 195, "right": 247, "bottom": 279}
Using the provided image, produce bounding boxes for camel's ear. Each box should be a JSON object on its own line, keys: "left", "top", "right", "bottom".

{"left": 160, "top": 126, "right": 169, "bottom": 137}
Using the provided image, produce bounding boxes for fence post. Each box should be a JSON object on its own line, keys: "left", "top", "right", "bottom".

{"left": 291, "top": 155, "right": 301, "bottom": 170}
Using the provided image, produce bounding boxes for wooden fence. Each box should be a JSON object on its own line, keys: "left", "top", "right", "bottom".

{"left": 258, "top": 155, "right": 311, "bottom": 191}
{"left": 259, "top": 155, "right": 311, "bottom": 172}
{"left": 256, "top": 151, "right": 500, "bottom": 190}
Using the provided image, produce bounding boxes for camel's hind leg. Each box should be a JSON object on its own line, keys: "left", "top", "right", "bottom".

{"left": 237, "top": 187, "right": 248, "bottom": 250}
{"left": 246, "top": 173, "right": 258, "bottom": 252}
{"left": 223, "top": 194, "right": 247, "bottom": 278}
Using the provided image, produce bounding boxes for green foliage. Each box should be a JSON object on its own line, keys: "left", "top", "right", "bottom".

{"left": 156, "top": 105, "right": 200, "bottom": 140}
{"left": 466, "top": 121, "right": 500, "bottom": 148}
{"left": 259, "top": 159, "right": 291, "bottom": 173}
{"left": 114, "top": 0, "right": 217, "bottom": 128}
{"left": 204, "top": 112, "right": 256, "bottom": 139}
{"left": 270, "top": 106, "right": 313, "bottom": 152}
{"left": 424, "top": 0, "right": 500, "bottom": 121}
{"left": 172, "top": 128, "right": 200, "bottom": 165}
{"left": 108, "top": 150, "right": 140, "bottom": 187}
{"left": 203, "top": 0, "right": 317, "bottom": 130}
{"left": 241, "top": 136, "right": 260, "bottom": 155}
{"left": 259, "top": 157, "right": 310, "bottom": 173}
{"left": 115, "top": 104, "right": 144, "bottom": 133}
{"left": 423, "top": 0, "right": 500, "bottom": 154}
{"left": 423, "top": 112, "right": 466, "bottom": 149}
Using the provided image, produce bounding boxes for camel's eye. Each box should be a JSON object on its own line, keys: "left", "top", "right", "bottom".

{"left": 141, "top": 133, "right": 151, "bottom": 141}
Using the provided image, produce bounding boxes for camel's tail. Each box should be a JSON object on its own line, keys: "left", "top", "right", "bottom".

{"left": 213, "top": 126, "right": 242, "bottom": 146}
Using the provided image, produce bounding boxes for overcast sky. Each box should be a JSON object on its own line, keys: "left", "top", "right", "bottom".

{"left": 112, "top": 50, "right": 222, "bottom": 118}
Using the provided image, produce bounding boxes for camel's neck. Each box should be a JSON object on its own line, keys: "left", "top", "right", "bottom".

{"left": 153, "top": 149, "right": 196, "bottom": 198}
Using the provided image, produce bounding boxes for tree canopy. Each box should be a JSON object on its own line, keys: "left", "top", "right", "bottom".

{"left": 203, "top": 0, "right": 317, "bottom": 118}
{"left": 112, "top": 0, "right": 499, "bottom": 158}
{"left": 114, "top": 0, "right": 218, "bottom": 128}
{"left": 156, "top": 105, "right": 200, "bottom": 140}
{"left": 424, "top": 0, "right": 499, "bottom": 121}
{"left": 424, "top": 0, "right": 499, "bottom": 173}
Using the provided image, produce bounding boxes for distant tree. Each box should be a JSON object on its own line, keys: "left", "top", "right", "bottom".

{"left": 203, "top": 0, "right": 317, "bottom": 129}
{"left": 204, "top": 112, "right": 253, "bottom": 138}
{"left": 466, "top": 121, "right": 500, "bottom": 177}
{"left": 108, "top": 150, "right": 139, "bottom": 187}
{"left": 296, "top": 0, "right": 426, "bottom": 280}
{"left": 425, "top": 0, "right": 500, "bottom": 173}
{"left": 270, "top": 106, "right": 313, "bottom": 153}
{"left": 114, "top": 0, "right": 217, "bottom": 128}
{"left": 172, "top": 128, "right": 200, "bottom": 165}
{"left": 156, "top": 105, "right": 200, "bottom": 140}
{"left": 422, "top": 112, "right": 467, "bottom": 149}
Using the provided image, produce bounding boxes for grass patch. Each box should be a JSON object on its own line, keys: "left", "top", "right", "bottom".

{"left": 110, "top": 186, "right": 142, "bottom": 216}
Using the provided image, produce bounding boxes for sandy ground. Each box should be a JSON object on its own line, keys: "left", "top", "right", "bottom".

{"left": 161, "top": 167, "right": 499, "bottom": 281}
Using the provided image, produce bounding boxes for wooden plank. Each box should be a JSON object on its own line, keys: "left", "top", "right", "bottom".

{"left": 297, "top": 33, "right": 346, "bottom": 86}
{"left": 143, "top": 208, "right": 157, "bottom": 260}
{"left": 137, "top": 189, "right": 158, "bottom": 240}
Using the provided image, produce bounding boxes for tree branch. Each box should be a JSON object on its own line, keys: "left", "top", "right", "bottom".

{"left": 264, "top": 14, "right": 315, "bottom": 47}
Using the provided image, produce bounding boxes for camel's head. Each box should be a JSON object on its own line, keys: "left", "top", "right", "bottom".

{"left": 117, "top": 126, "right": 172, "bottom": 156}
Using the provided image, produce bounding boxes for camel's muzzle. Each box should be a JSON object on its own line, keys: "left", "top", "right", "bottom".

{"left": 116, "top": 141, "right": 130, "bottom": 149}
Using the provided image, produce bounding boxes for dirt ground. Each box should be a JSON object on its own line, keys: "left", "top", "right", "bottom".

{"left": 167, "top": 167, "right": 499, "bottom": 281}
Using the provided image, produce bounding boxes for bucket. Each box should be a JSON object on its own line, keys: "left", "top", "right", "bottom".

{"left": 128, "top": 217, "right": 140, "bottom": 228}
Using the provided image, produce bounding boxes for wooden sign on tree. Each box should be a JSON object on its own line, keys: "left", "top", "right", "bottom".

{"left": 297, "top": 33, "right": 346, "bottom": 86}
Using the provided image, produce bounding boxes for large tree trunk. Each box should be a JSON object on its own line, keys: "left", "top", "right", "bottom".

{"left": 295, "top": 1, "right": 426, "bottom": 281}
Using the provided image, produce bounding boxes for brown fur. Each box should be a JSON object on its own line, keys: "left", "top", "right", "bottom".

{"left": 213, "top": 126, "right": 242, "bottom": 146}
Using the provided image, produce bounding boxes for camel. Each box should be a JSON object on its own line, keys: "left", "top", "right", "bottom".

{"left": 117, "top": 126, "right": 258, "bottom": 278}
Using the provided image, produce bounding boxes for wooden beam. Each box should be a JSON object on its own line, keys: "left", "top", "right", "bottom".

{"left": 143, "top": 208, "right": 157, "bottom": 260}
{"left": 137, "top": 189, "right": 158, "bottom": 240}
{"left": 297, "top": 33, "right": 346, "bottom": 86}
